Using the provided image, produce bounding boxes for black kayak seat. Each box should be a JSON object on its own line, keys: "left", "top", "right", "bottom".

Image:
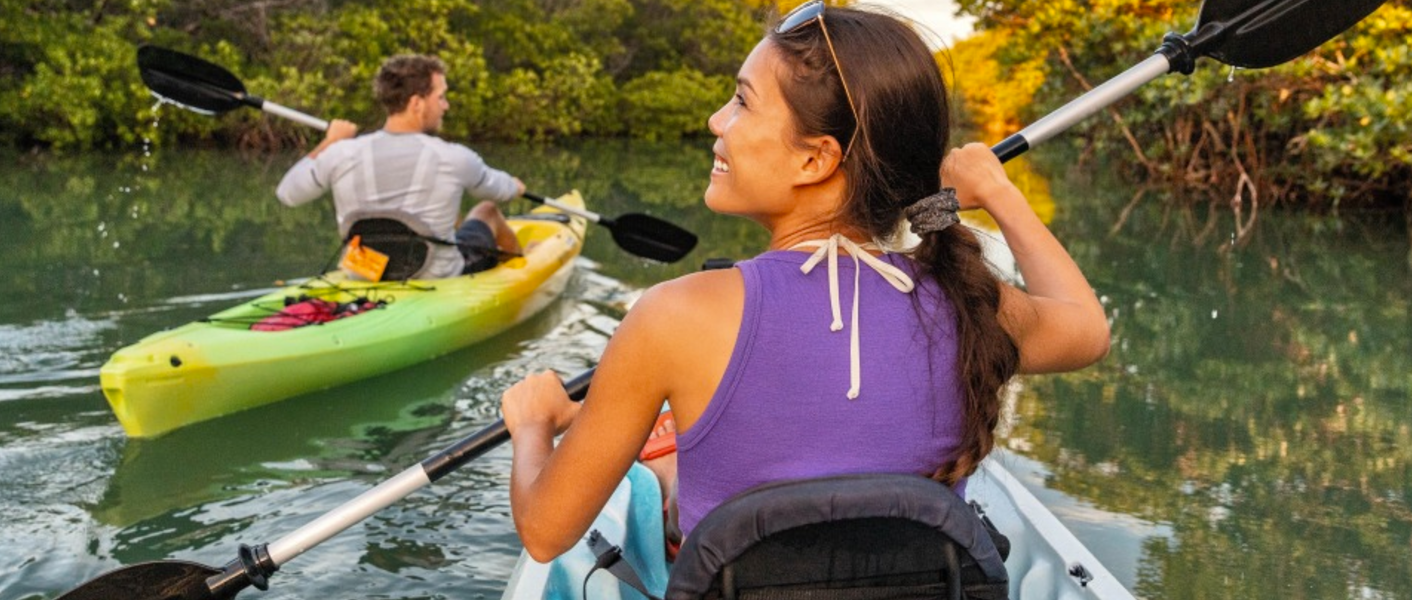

{"left": 666, "top": 473, "right": 1010, "bottom": 600}
{"left": 338, "top": 209, "right": 453, "bottom": 281}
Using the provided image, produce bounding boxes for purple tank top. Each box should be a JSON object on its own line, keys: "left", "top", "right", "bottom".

{"left": 675, "top": 249, "right": 966, "bottom": 537}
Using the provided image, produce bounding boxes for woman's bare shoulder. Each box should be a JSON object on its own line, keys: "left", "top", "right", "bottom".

{"left": 632, "top": 268, "right": 744, "bottom": 321}
{"left": 606, "top": 268, "right": 743, "bottom": 358}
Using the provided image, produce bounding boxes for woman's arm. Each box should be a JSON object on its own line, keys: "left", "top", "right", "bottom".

{"left": 502, "top": 311, "right": 664, "bottom": 560}
{"left": 943, "top": 143, "right": 1111, "bottom": 373}
{"left": 501, "top": 269, "right": 740, "bottom": 560}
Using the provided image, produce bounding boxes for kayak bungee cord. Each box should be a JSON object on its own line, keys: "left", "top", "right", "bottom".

{"left": 198, "top": 278, "right": 433, "bottom": 329}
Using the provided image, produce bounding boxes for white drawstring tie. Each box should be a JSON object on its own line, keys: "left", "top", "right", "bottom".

{"left": 792, "top": 234, "right": 915, "bottom": 399}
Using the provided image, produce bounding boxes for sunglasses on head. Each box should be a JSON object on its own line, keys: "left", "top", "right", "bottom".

{"left": 776, "top": 0, "right": 861, "bottom": 160}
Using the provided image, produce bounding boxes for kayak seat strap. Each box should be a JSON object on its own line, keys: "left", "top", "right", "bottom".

{"left": 586, "top": 529, "right": 664, "bottom": 600}
{"left": 340, "top": 209, "right": 453, "bottom": 281}
{"left": 667, "top": 474, "right": 1010, "bottom": 600}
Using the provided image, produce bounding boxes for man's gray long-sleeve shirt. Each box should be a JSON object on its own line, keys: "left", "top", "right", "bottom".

{"left": 276, "top": 130, "right": 519, "bottom": 278}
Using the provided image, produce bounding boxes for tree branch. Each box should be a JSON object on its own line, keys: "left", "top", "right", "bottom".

{"left": 1109, "top": 186, "right": 1150, "bottom": 237}
{"left": 1056, "top": 45, "right": 1157, "bottom": 174}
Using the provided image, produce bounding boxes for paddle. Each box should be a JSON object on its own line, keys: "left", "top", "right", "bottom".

{"left": 136, "top": 45, "right": 698, "bottom": 264}
{"left": 58, "top": 369, "right": 595, "bottom": 600}
{"left": 137, "top": 45, "right": 328, "bottom": 130}
{"left": 522, "top": 192, "right": 698, "bottom": 263}
{"left": 990, "top": 0, "right": 1390, "bottom": 162}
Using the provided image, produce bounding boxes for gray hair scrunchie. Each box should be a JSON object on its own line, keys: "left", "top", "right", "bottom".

{"left": 904, "top": 188, "right": 960, "bottom": 235}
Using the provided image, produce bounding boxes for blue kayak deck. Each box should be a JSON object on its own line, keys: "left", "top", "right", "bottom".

{"left": 502, "top": 463, "right": 670, "bottom": 599}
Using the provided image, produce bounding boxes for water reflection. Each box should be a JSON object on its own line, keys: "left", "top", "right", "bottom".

{"left": 1013, "top": 154, "right": 1412, "bottom": 599}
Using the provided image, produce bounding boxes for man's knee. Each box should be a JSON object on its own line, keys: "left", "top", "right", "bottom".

{"left": 467, "top": 201, "right": 502, "bottom": 222}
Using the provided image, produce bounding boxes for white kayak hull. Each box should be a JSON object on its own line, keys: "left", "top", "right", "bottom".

{"left": 970, "top": 450, "right": 1136, "bottom": 600}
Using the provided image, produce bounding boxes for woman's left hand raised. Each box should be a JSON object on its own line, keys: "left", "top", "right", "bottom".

{"left": 940, "top": 142, "right": 1018, "bottom": 212}
{"left": 501, "top": 370, "right": 581, "bottom": 437}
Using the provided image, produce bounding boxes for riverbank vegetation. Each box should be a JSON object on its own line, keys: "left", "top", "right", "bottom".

{"left": 4, "top": 0, "right": 1408, "bottom": 225}
{"left": 947, "top": 0, "right": 1411, "bottom": 222}
{"left": 0, "top": 0, "right": 771, "bottom": 151}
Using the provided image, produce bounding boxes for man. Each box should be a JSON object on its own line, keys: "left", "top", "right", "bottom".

{"left": 277, "top": 54, "right": 525, "bottom": 278}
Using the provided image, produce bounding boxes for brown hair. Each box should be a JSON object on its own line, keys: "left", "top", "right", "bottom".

{"left": 768, "top": 7, "right": 1019, "bottom": 486}
{"left": 373, "top": 55, "right": 446, "bottom": 114}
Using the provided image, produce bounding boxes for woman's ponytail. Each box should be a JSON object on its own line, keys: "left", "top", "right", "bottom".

{"left": 916, "top": 225, "right": 1018, "bottom": 485}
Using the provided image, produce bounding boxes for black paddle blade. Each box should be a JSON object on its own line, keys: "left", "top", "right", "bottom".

{"left": 610, "top": 213, "right": 699, "bottom": 263}
{"left": 137, "top": 45, "right": 248, "bottom": 114}
{"left": 1194, "top": 0, "right": 1389, "bottom": 68}
{"left": 58, "top": 560, "right": 219, "bottom": 600}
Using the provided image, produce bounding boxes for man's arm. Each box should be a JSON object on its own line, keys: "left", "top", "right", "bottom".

{"left": 454, "top": 144, "right": 524, "bottom": 202}
{"left": 275, "top": 119, "right": 358, "bottom": 207}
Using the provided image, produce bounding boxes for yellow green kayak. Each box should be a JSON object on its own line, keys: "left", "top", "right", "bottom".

{"left": 101, "top": 191, "right": 588, "bottom": 438}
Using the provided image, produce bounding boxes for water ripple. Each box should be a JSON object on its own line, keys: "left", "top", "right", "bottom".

{"left": 0, "top": 384, "right": 101, "bottom": 403}
{"left": 0, "top": 311, "right": 115, "bottom": 383}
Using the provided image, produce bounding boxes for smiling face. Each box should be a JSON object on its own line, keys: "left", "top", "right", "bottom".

{"left": 705, "top": 40, "right": 817, "bottom": 226}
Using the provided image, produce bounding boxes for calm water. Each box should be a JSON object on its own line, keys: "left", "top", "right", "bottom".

{"left": 0, "top": 140, "right": 1407, "bottom": 600}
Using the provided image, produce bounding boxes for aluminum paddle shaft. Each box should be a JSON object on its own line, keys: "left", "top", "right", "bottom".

{"left": 203, "top": 369, "right": 595, "bottom": 597}
{"left": 992, "top": 0, "right": 1390, "bottom": 162}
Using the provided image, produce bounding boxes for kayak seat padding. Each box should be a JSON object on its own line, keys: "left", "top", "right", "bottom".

{"left": 340, "top": 209, "right": 453, "bottom": 281}
{"left": 667, "top": 474, "right": 1009, "bottom": 600}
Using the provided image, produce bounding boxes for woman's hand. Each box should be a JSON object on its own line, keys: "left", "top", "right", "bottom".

{"left": 501, "top": 370, "right": 580, "bottom": 437}
{"left": 940, "top": 142, "right": 1017, "bottom": 212}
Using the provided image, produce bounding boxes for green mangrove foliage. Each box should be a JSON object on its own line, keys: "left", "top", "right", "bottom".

{"left": 0, "top": 0, "right": 773, "bottom": 150}
{"left": 950, "top": 0, "right": 1412, "bottom": 214}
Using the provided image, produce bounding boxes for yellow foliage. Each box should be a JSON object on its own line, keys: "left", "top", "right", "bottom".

{"left": 941, "top": 29, "right": 1048, "bottom": 144}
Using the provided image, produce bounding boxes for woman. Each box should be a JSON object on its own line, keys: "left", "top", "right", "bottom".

{"left": 500, "top": 1, "right": 1110, "bottom": 562}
